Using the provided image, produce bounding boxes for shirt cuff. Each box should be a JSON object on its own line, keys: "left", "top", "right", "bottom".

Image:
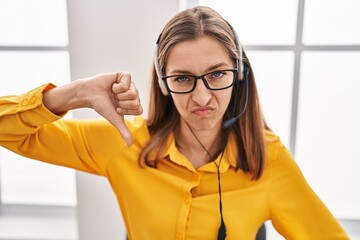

{"left": 0, "top": 83, "right": 66, "bottom": 122}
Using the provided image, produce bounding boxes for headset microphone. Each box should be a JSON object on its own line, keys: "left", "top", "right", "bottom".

{"left": 222, "top": 64, "right": 249, "bottom": 129}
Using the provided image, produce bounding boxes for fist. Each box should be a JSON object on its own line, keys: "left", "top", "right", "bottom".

{"left": 90, "top": 72, "right": 143, "bottom": 146}
{"left": 112, "top": 72, "right": 143, "bottom": 116}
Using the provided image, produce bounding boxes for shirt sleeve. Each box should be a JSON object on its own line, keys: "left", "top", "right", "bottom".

{"left": 268, "top": 141, "right": 350, "bottom": 239}
{"left": 0, "top": 84, "right": 128, "bottom": 176}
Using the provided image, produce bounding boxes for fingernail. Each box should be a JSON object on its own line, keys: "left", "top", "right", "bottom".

{"left": 126, "top": 138, "right": 133, "bottom": 147}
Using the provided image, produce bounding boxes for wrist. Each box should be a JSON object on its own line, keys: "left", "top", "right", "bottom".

{"left": 73, "top": 78, "right": 92, "bottom": 109}
{"left": 43, "top": 79, "right": 88, "bottom": 114}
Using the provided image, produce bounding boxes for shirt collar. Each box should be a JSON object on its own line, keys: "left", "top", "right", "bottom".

{"left": 164, "top": 133, "right": 238, "bottom": 173}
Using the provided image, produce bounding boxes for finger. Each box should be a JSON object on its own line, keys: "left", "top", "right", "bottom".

{"left": 117, "top": 97, "right": 141, "bottom": 110}
{"left": 116, "top": 104, "right": 143, "bottom": 116}
{"left": 112, "top": 72, "right": 131, "bottom": 93}
{"left": 116, "top": 84, "right": 138, "bottom": 101}
{"left": 105, "top": 110, "right": 133, "bottom": 147}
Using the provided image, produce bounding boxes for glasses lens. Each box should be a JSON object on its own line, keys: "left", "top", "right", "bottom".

{"left": 204, "top": 70, "right": 234, "bottom": 90}
{"left": 165, "top": 75, "right": 196, "bottom": 93}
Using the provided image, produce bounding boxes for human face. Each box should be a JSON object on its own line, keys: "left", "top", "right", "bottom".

{"left": 165, "top": 36, "right": 235, "bottom": 131}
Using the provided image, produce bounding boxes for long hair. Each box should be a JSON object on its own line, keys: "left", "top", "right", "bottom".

{"left": 139, "top": 6, "right": 269, "bottom": 180}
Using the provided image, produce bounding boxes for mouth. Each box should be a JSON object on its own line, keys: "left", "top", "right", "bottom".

{"left": 192, "top": 106, "right": 214, "bottom": 117}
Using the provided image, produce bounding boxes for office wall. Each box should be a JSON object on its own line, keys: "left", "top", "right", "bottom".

{"left": 66, "top": 1, "right": 179, "bottom": 239}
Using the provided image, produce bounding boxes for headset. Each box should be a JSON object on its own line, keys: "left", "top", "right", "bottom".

{"left": 153, "top": 25, "right": 249, "bottom": 131}
{"left": 153, "top": 24, "right": 245, "bottom": 97}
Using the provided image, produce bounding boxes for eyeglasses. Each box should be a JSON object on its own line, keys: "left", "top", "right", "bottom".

{"left": 162, "top": 69, "right": 238, "bottom": 94}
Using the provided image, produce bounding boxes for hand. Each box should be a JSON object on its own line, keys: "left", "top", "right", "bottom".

{"left": 84, "top": 72, "right": 143, "bottom": 146}
{"left": 44, "top": 72, "right": 142, "bottom": 146}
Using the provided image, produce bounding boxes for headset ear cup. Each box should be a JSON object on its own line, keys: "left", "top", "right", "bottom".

{"left": 158, "top": 78, "right": 169, "bottom": 96}
{"left": 239, "top": 61, "right": 244, "bottom": 81}
{"left": 154, "top": 43, "right": 169, "bottom": 96}
{"left": 235, "top": 58, "right": 244, "bottom": 82}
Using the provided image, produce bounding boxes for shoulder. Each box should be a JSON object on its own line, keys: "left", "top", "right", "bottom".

{"left": 264, "top": 130, "right": 283, "bottom": 162}
{"left": 75, "top": 116, "right": 150, "bottom": 148}
{"left": 125, "top": 116, "right": 148, "bottom": 131}
{"left": 263, "top": 130, "right": 305, "bottom": 184}
{"left": 264, "top": 130, "right": 294, "bottom": 169}
{"left": 125, "top": 116, "right": 151, "bottom": 146}
{"left": 125, "top": 116, "right": 149, "bottom": 136}
{"left": 262, "top": 131, "right": 307, "bottom": 195}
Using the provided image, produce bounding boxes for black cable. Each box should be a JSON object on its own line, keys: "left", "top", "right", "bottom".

{"left": 215, "top": 150, "right": 227, "bottom": 240}
{"left": 169, "top": 74, "right": 240, "bottom": 239}
{"left": 185, "top": 120, "right": 230, "bottom": 240}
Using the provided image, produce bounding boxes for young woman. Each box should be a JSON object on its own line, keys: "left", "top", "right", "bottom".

{"left": 0, "top": 6, "right": 349, "bottom": 240}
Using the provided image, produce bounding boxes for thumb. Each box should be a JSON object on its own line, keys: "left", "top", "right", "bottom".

{"left": 104, "top": 109, "right": 133, "bottom": 147}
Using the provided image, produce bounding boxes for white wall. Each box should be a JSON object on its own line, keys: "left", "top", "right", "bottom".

{"left": 66, "top": 0, "right": 179, "bottom": 239}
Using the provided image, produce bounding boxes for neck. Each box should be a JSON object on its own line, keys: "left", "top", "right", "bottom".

{"left": 175, "top": 119, "right": 223, "bottom": 167}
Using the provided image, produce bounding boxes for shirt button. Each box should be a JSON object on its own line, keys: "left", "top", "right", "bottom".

{"left": 177, "top": 233, "right": 183, "bottom": 240}
{"left": 30, "top": 96, "right": 37, "bottom": 104}
{"left": 193, "top": 174, "right": 199, "bottom": 182}
{"left": 22, "top": 98, "right": 29, "bottom": 106}
{"left": 184, "top": 195, "right": 191, "bottom": 205}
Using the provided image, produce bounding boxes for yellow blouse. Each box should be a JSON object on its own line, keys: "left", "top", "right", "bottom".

{"left": 0, "top": 84, "right": 349, "bottom": 240}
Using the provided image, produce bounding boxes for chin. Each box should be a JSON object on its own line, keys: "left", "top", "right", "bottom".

{"left": 190, "top": 118, "right": 221, "bottom": 131}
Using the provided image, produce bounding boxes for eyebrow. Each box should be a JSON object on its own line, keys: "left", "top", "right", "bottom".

{"left": 169, "top": 62, "right": 232, "bottom": 75}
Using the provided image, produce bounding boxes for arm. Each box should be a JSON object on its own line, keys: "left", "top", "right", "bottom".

{"left": 0, "top": 72, "right": 142, "bottom": 175}
{"left": 269, "top": 142, "right": 349, "bottom": 239}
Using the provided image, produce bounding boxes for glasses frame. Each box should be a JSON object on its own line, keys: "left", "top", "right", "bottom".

{"left": 161, "top": 69, "right": 238, "bottom": 94}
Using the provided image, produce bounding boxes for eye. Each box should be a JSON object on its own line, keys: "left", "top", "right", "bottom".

{"left": 210, "top": 71, "right": 225, "bottom": 79}
{"left": 174, "top": 75, "right": 190, "bottom": 83}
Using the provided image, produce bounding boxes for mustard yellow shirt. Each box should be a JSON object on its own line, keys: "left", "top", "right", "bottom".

{"left": 0, "top": 84, "right": 349, "bottom": 240}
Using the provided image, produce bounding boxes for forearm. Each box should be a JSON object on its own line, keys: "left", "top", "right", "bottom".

{"left": 43, "top": 79, "right": 89, "bottom": 115}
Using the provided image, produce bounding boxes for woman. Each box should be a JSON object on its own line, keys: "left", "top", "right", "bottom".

{"left": 0, "top": 6, "right": 349, "bottom": 240}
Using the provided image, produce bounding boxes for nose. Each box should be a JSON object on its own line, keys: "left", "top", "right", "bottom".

{"left": 191, "top": 79, "right": 212, "bottom": 106}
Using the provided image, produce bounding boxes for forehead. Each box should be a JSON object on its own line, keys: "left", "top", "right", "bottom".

{"left": 166, "top": 36, "right": 233, "bottom": 74}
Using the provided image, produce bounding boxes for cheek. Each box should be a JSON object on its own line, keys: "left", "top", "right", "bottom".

{"left": 170, "top": 95, "right": 188, "bottom": 115}
{"left": 217, "top": 89, "right": 233, "bottom": 111}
